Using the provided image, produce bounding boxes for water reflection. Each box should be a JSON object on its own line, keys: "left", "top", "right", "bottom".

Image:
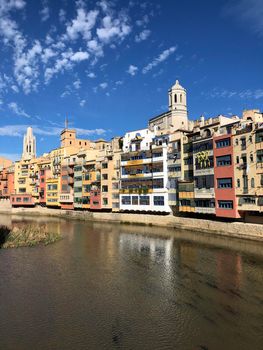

{"left": 0, "top": 214, "right": 262, "bottom": 350}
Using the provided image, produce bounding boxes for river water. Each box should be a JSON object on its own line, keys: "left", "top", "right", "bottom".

{"left": 0, "top": 214, "right": 262, "bottom": 350}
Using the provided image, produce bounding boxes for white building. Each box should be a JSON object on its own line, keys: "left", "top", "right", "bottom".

{"left": 22, "top": 127, "right": 36, "bottom": 160}
{"left": 120, "top": 128, "right": 171, "bottom": 213}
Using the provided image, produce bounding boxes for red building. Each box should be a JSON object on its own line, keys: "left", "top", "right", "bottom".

{"left": 90, "top": 189, "right": 101, "bottom": 210}
{"left": 213, "top": 134, "right": 240, "bottom": 218}
{"left": 0, "top": 167, "right": 14, "bottom": 199}
{"left": 39, "top": 167, "right": 51, "bottom": 205}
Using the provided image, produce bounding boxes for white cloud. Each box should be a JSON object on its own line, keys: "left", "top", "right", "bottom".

{"left": 60, "top": 90, "right": 70, "bottom": 98}
{"left": 87, "top": 72, "right": 96, "bottom": 78}
{"left": 40, "top": 6, "right": 50, "bottom": 22}
{"left": 205, "top": 87, "right": 263, "bottom": 100}
{"left": 142, "top": 46, "right": 177, "bottom": 74}
{"left": 135, "top": 15, "right": 149, "bottom": 26}
{"left": 8, "top": 101, "right": 31, "bottom": 118}
{"left": 70, "top": 51, "right": 89, "bottom": 62}
{"left": 59, "top": 8, "right": 66, "bottom": 23}
{"left": 127, "top": 64, "right": 138, "bottom": 76}
{"left": 0, "top": 124, "right": 108, "bottom": 137}
{"left": 41, "top": 47, "right": 57, "bottom": 64}
{"left": 100, "top": 82, "right": 108, "bottom": 89}
{"left": 73, "top": 79, "right": 81, "bottom": 89}
{"left": 224, "top": 0, "right": 263, "bottom": 37}
{"left": 80, "top": 99, "right": 86, "bottom": 107}
{"left": 66, "top": 8, "right": 99, "bottom": 41}
{"left": 14, "top": 40, "right": 43, "bottom": 93}
{"left": 96, "top": 14, "right": 131, "bottom": 43}
{"left": 135, "top": 29, "right": 151, "bottom": 42}
{"left": 115, "top": 80, "right": 123, "bottom": 85}
{"left": 87, "top": 39, "right": 104, "bottom": 57}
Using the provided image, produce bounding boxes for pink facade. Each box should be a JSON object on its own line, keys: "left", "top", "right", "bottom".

{"left": 11, "top": 194, "right": 34, "bottom": 207}
{"left": 213, "top": 134, "right": 240, "bottom": 218}
{"left": 90, "top": 190, "right": 101, "bottom": 210}
{"left": 39, "top": 168, "right": 51, "bottom": 205}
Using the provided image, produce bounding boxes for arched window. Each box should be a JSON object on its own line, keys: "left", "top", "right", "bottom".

{"left": 251, "top": 178, "right": 255, "bottom": 188}
{"left": 237, "top": 179, "right": 240, "bottom": 187}
{"left": 174, "top": 94, "right": 177, "bottom": 103}
{"left": 180, "top": 94, "right": 182, "bottom": 103}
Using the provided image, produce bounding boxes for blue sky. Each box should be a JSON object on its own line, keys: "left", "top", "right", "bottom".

{"left": 0, "top": 0, "right": 262, "bottom": 160}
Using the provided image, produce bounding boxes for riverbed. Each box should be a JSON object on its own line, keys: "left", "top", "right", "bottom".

{"left": 0, "top": 214, "right": 262, "bottom": 350}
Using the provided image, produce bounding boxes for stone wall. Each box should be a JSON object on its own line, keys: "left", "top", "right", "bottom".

{"left": 0, "top": 206, "right": 263, "bottom": 241}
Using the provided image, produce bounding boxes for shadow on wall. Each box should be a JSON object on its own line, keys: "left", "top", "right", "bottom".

{"left": 0, "top": 226, "right": 10, "bottom": 248}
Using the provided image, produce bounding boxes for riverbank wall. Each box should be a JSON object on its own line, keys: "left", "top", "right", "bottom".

{"left": 1, "top": 206, "right": 263, "bottom": 242}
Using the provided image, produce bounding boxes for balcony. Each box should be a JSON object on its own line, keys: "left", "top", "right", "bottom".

{"left": 194, "top": 187, "right": 215, "bottom": 198}
{"left": 195, "top": 207, "right": 215, "bottom": 214}
{"left": 59, "top": 193, "right": 74, "bottom": 203}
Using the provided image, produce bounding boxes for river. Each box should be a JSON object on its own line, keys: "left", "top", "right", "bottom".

{"left": 0, "top": 214, "right": 262, "bottom": 350}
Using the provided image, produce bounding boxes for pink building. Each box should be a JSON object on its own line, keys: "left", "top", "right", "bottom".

{"left": 213, "top": 134, "right": 240, "bottom": 219}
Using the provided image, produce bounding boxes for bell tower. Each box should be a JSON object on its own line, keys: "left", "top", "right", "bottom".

{"left": 22, "top": 127, "right": 36, "bottom": 160}
{"left": 168, "top": 80, "right": 188, "bottom": 130}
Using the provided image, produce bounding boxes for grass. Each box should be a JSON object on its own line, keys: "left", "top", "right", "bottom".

{"left": 0, "top": 225, "right": 62, "bottom": 248}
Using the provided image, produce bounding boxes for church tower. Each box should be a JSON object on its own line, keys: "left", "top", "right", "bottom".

{"left": 168, "top": 80, "right": 188, "bottom": 130}
{"left": 22, "top": 127, "right": 36, "bottom": 160}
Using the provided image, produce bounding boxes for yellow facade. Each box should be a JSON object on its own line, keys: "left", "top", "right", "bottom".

{"left": 46, "top": 177, "right": 61, "bottom": 207}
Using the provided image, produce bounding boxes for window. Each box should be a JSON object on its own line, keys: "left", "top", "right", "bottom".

{"left": 74, "top": 176, "right": 82, "bottom": 182}
{"left": 74, "top": 186, "right": 82, "bottom": 193}
{"left": 23, "top": 197, "right": 30, "bottom": 202}
{"left": 256, "top": 130, "right": 263, "bottom": 143}
{"left": 256, "top": 149, "right": 263, "bottom": 163}
{"left": 62, "top": 184, "right": 68, "bottom": 192}
{"left": 236, "top": 156, "right": 239, "bottom": 164}
{"left": 216, "top": 155, "right": 231, "bottom": 167}
{"left": 154, "top": 196, "right": 164, "bottom": 206}
{"left": 240, "top": 137, "right": 246, "bottom": 149}
{"left": 237, "top": 179, "right": 240, "bottom": 188}
{"left": 218, "top": 200, "right": 233, "bottom": 209}
{"left": 102, "top": 163, "right": 108, "bottom": 169}
{"left": 103, "top": 198, "right": 108, "bottom": 205}
{"left": 251, "top": 178, "right": 255, "bottom": 188}
{"left": 216, "top": 138, "right": 230, "bottom": 148}
{"left": 102, "top": 174, "right": 108, "bottom": 180}
{"left": 139, "top": 196, "right": 150, "bottom": 205}
{"left": 250, "top": 154, "right": 254, "bottom": 162}
{"left": 102, "top": 185, "right": 108, "bottom": 192}
{"left": 83, "top": 197, "right": 90, "bottom": 204}
{"left": 235, "top": 139, "right": 238, "bottom": 146}
{"left": 243, "top": 175, "right": 248, "bottom": 189}
{"left": 217, "top": 178, "right": 232, "bottom": 188}
{"left": 93, "top": 201, "right": 99, "bottom": 206}
{"left": 132, "top": 196, "right": 138, "bottom": 205}
{"left": 174, "top": 94, "right": 177, "bottom": 103}
{"left": 122, "top": 196, "right": 131, "bottom": 205}
{"left": 261, "top": 175, "right": 263, "bottom": 186}
{"left": 84, "top": 185, "right": 91, "bottom": 193}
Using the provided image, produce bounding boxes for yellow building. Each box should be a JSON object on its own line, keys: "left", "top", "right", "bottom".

{"left": 46, "top": 177, "right": 61, "bottom": 207}
{"left": 233, "top": 110, "right": 263, "bottom": 217}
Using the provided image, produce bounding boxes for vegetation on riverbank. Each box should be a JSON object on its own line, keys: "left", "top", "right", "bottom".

{"left": 0, "top": 225, "right": 62, "bottom": 248}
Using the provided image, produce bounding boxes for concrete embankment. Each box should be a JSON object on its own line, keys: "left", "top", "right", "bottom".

{"left": 1, "top": 206, "right": 263, "bottom": 242}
